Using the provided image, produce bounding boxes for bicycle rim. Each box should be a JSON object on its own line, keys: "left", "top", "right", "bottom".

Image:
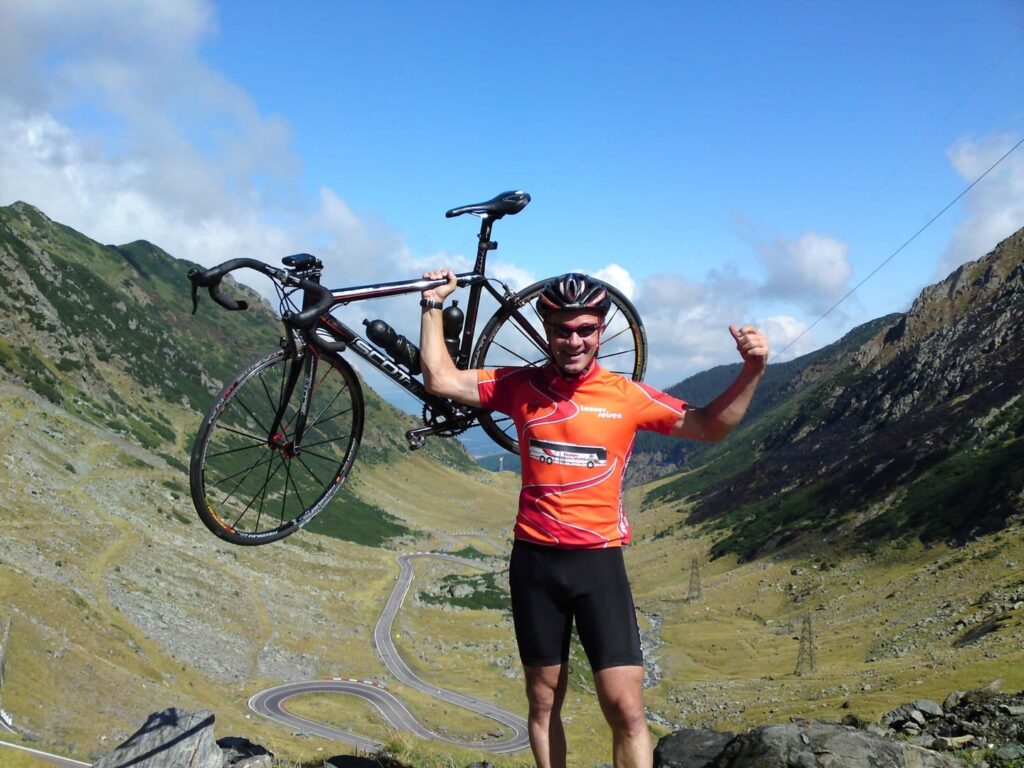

{"left": 470, "top": 279, "right": 647, "bottom": 454}
{"left": 190, "top": 349, "right": 364, "bottom": 545}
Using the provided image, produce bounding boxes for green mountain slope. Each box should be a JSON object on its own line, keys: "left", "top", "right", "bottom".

{"left": 629, "top": 314, "right": 901, "bottom": 482}
{"left": 642, "top": 227, "right": 1024, "bottom": 561}
{"left": 0, "top": 201, "right": 476, "bottom": 546}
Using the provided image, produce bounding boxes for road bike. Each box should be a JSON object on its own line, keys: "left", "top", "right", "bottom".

{"left": 186, "top": 191, "right": 648, "bottom": 545}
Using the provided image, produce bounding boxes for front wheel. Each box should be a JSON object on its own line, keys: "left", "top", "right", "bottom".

{"left": 190, "top": 349, "right": 364, "bottom": 545}
{"left": 470, "top": 279, "right": 647, "bottom": 454}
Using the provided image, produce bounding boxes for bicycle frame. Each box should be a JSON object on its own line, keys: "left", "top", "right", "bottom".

{"left": 279, "top": 215, "right": 549, "bottom": 450}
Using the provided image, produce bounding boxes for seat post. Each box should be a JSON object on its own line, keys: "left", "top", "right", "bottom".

{"left": 474, "top": 217, "right": 499, "bottom": 273}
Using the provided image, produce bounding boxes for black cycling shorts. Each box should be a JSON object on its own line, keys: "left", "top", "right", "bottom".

{"left": 508, "top": 540, "right": 643, "bottom": 671}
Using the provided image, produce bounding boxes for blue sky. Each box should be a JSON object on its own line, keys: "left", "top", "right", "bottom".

{"left": 2, "top": 1, "right": 1023, "bottom": 393}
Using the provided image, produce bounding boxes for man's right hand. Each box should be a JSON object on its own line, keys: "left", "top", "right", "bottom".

{"left": 422, "top": 268, "right": 458, "bottom": 303}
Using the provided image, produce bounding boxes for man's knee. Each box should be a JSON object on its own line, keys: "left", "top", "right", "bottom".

{"left": 524, "top": 664, "right": 567, "bottom": 714}
{"left": 600, "top": 693, "right": 646, "bottom": 732}
{"left": 594, "top": 665, "right": 646, "bottom": 732}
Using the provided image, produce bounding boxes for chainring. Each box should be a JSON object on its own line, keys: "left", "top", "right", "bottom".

{"left": 421, "top": 403, "right": 469, "bottom": 438}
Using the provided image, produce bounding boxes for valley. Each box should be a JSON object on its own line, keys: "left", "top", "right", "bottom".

{"left": 2, "top": 379, "right": 1022, "bottom": 767}
{"left": 1, "top": 203, "right": 1022, "bottom": 767}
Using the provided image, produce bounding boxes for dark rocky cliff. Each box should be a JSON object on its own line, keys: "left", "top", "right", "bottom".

{"left": 646, "top": 227, "right": 1024, "bottom": 561}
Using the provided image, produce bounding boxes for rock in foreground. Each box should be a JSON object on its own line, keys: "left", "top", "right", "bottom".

{"left": 91, "top": 707, "right": 272, "bottom": 768}
{"left": 712, "top": 720, "right": 962, "bottom": 767}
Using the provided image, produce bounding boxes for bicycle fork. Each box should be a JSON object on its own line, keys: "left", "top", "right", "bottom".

{"left": 268, "top": 345, "right": 318, "bottom": 457}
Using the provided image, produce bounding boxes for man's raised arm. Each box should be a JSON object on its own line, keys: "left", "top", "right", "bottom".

{"left": 419, "top": 268, "right": 483, "bottom": 407}
{"left": 670, "top": 324, "right": 768, "bottom": 442}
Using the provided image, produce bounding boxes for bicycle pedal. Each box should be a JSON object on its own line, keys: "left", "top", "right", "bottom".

{"left": 406, "top": 431, "right": 426, "bottom": 451}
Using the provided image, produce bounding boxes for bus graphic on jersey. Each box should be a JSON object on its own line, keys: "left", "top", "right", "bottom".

{"left": 528, "top": 438, "right": 608, "bottom": 468}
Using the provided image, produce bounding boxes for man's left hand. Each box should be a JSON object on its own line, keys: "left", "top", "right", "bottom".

{"left": 729, "top": 325, "right": 768, "bottom": 368}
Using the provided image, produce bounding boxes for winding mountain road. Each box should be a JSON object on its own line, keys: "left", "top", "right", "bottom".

{"left": 0, "top": 739, "right": 90, "bottom": 767}
{"left": 249, "top": 552, "right": 529, "bottom": 754}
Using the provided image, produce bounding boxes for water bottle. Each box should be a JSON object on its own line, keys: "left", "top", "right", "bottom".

{"left": 363, "top": 319, "right": 422, "bottom": 375}
{"left": 442, "top": 300, "right": 464, "bottom": 360}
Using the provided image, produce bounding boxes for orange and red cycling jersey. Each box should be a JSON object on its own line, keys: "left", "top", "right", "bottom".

{"left": 477, "top": 363, "right": 686, "bottom": 549}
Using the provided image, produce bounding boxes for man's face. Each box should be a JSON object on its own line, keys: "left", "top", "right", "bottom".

{"left": 544, "top": 310, "right": 604, "bottom": 376}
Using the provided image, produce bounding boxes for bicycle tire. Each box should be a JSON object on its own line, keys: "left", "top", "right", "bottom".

{"left": 470, "top": 279, "right": 648, "bottom": 454}
{"left": 190, "top": 348, "right": 364, "bottom": 545}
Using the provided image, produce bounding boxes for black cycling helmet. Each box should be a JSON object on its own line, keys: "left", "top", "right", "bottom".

{"left": 536, "top": 273, "right": 611, "bottom": 320}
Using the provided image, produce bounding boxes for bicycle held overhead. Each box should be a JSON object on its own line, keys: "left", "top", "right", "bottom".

{"left": 186, "top": 191, "right": 648, "bottom": 545}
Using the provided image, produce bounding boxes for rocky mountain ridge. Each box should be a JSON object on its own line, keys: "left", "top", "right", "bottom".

{"left": 645, "top": 226, "right": 1024, "bottom": 560}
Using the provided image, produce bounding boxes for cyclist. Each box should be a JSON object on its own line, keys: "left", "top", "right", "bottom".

{"left": 419, "top": 269, "right": 768, "bottom": 768}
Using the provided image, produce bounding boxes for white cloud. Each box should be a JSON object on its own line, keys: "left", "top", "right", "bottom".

{"left": 758, "top": 231, "right": 854, "bottom": 315}
{"left": 757, "top": 315, "right": 815, "bottom": 363}
{"left": 593, "top": 263, "right": 638, "bottom": 300}
{"left": 488, "top": 262, "right": 536, "bottom": 292}
{"left": 0, "top": 0, "right": 425, "bottom": 301}
{"left": 633, "top": 272, "right": 755, "bottom": 385}
{"left": 940, "top": 132, "right": 1024, "bottom": 276}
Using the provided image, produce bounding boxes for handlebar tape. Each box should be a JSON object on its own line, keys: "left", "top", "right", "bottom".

{"left": 188, "top": 258, "right": 334, "bottom": 327}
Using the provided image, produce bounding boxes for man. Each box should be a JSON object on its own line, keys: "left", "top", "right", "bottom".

{"left": 419, "top": 269, "right": 768, "bottom": 768}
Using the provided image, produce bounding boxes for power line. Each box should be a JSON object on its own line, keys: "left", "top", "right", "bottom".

{"left": 773, "top": 133, "right": 1024, "bottom": 361}
{"left": 838, "top": 36, "right": 1022, "bottom": 234}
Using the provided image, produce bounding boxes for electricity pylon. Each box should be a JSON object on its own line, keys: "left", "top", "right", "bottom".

{"left": 795, "top": 613, "right": 816, "bottom": 675}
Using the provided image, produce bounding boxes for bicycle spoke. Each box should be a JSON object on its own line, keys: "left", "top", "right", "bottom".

{"left": 228, "top": 452, "right": 279, "bottom": 531}
{"left": 598, "top": 347, "right": 634, "bottom": 360}
{"left": 489, "top": 414, "right": 517, "bottom": 439}
{"left": 307, "top": 379, "right": 348, "bottom": 431}
{"left": 298, "top": 433, "right": 353, "bottom": 451}
{"left": 205, "top": 441, "right": 268, "bottom": 460}
{"left": 211, "top": 422, "right": 267, "bottom": 444}
{"left": 247, "top": 453, "right": 280, "bottom": 533}
{"left": 230, "top": 394, "right": 275, "bottom": 439}
{"left": 207, "top": 449, "right": 277, "bottom": 487}
{"left": 506, "top": 315, "right": 549, "bottom": 355}
{"left": 215, "top": 451, "right": 273, "bottom": 519}
{"left": 604, "top": 304, "right": 623, "bottom": 327}
{"left": 286, "top": 465, "right": 311, "bottom": 520}
{"left": 600, "top": 325, "right": 632, "bottom": 345}
{"left": 488, "top": 339, "right": 548, "bottom": 367}
{"left": 310, "top": 406, "right": 354, "bottom": 429}
{"left": 258, "top": 367, "right": 279, "bottom": 413}
{"left": 295, "top": 454, "right": 332, "bottom": 492}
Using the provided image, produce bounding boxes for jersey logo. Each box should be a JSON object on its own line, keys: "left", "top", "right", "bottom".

{"left": 527, "top": 438, "right": 608, "bottom": 469}
{"left": 578, "top": 404, "right": 623, "bottom": 419}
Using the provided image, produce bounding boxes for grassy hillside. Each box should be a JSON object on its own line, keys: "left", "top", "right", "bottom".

{"left": 0, "top": 382, "right": 524, "bottom": 766}
{"left": 0, "top": 200, "right": 478, "bottom": 545}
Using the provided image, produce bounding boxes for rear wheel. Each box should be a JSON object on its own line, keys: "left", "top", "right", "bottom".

{"left": 470, "top": 280, "right": 647, "bottom": 454}
{"left": 190, "top": 349, "right": 364, "bottom": 545}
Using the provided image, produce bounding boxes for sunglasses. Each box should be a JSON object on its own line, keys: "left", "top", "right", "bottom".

{"left": 545, "top": 322, "right": 603, "bottom": 340}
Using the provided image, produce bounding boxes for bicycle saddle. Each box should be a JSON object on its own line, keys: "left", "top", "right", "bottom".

{"left": 445, "top": 190, "right": 531, "bottom": 219}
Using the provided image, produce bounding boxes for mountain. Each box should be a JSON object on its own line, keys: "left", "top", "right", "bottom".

{"left": 0, "top": 201, "right": 476, "bottom": 545}
{"left": 642, "top": 226, "right": 1024, "bottom": 561}
{"left": 627, "top": 314, "right": 900, "bottom": 483}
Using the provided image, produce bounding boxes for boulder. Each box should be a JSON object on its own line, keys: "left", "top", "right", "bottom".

{"left": 708, "top": 720, "right": 964, "bottom": 767}
{"left": 914, "top": 700, "right": 944, "bottom": 719}
{"left": 92, "top": 708, "right": 221, "bottom": 768}
{"left": 218, "top": 735, "right": 273, "bottom": 768}
{"left": 654, "top": 727, "right": 735, "bottom": 767}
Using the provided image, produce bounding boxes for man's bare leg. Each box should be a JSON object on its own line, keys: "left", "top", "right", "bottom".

{"left": 524, "top": 664, "right": 568, "bottom": 768}
{"left": 595, "top": 665, "right": 652, "bottom": 768}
